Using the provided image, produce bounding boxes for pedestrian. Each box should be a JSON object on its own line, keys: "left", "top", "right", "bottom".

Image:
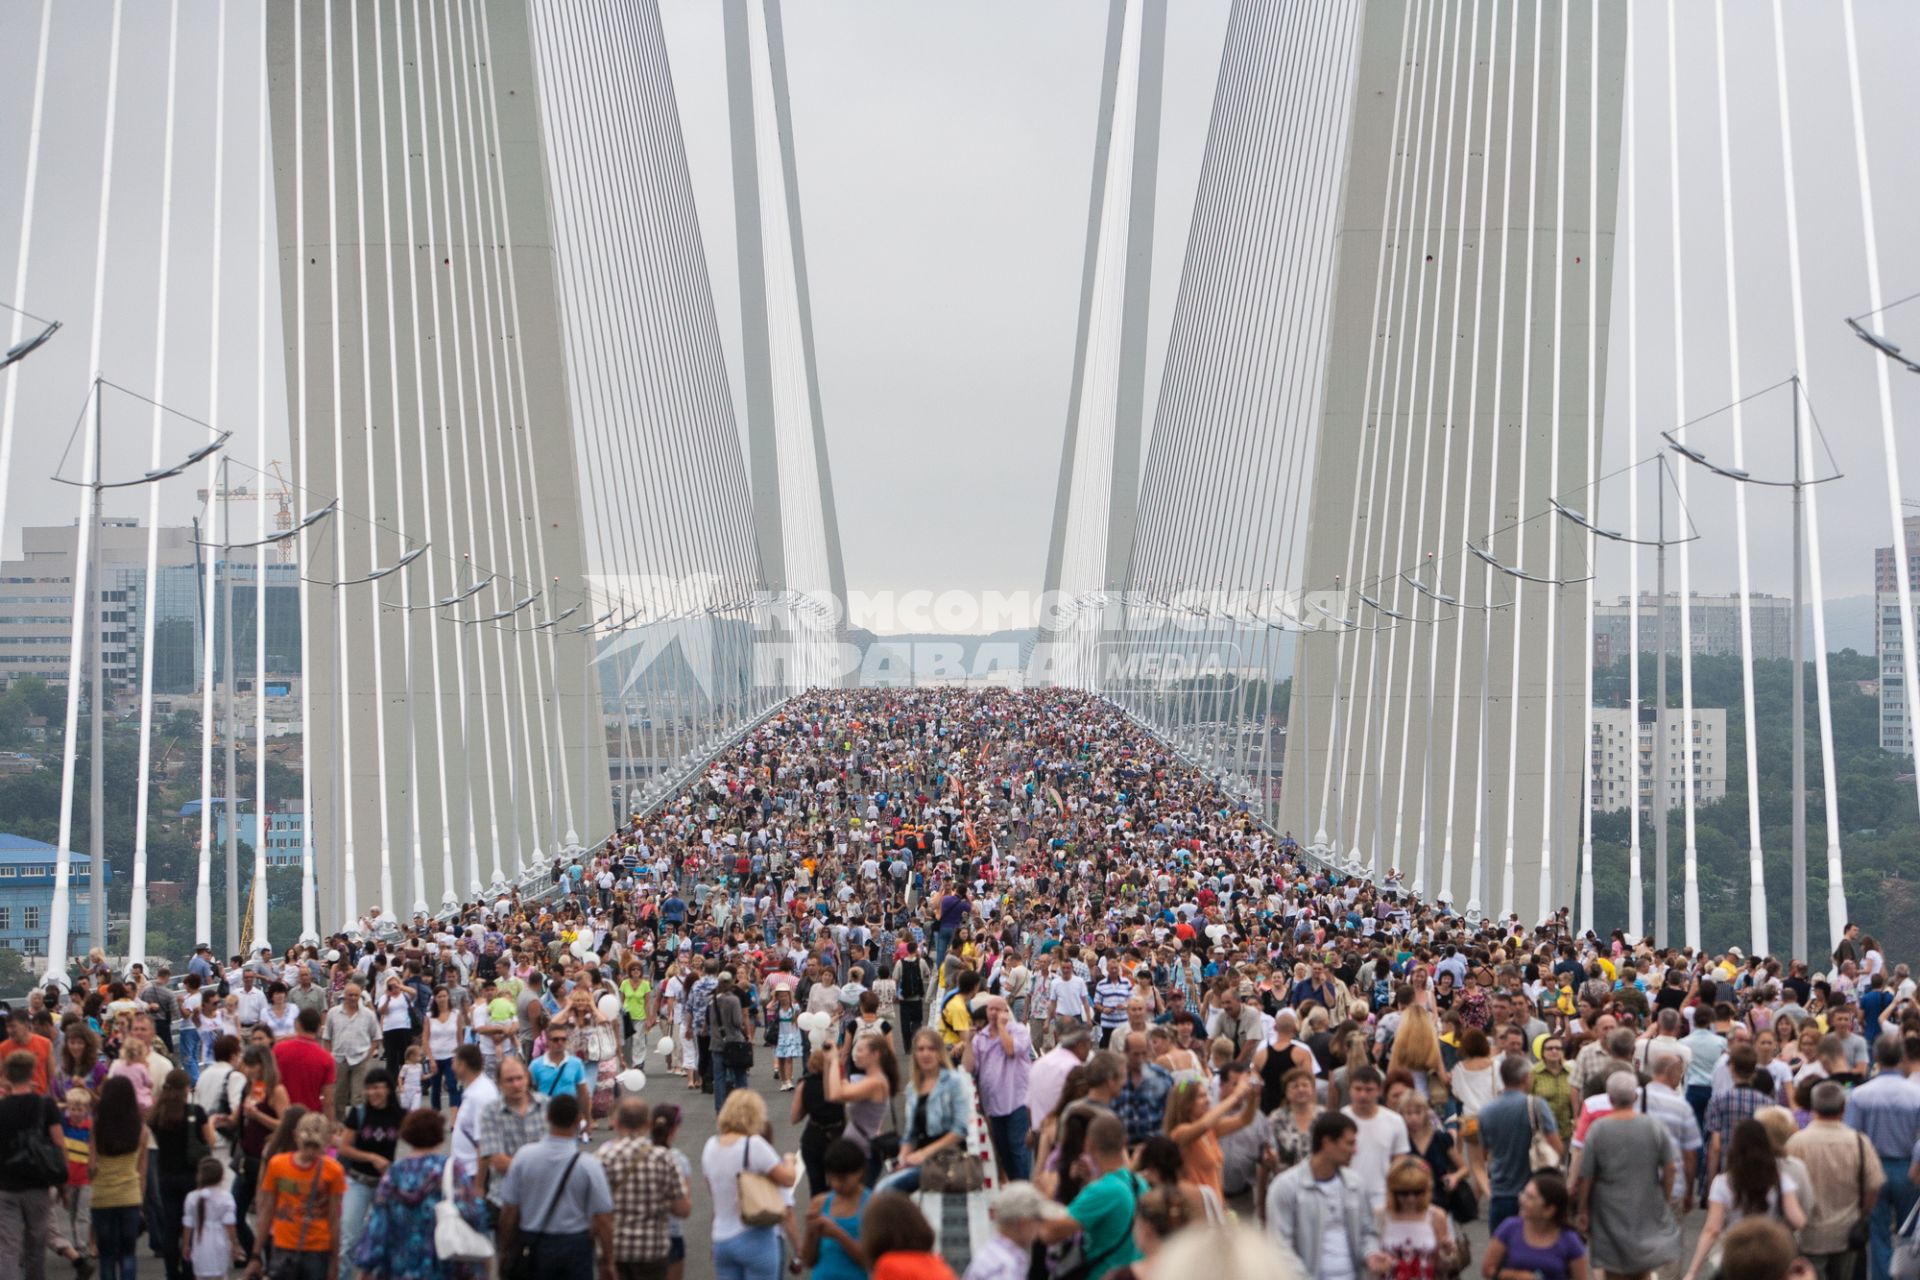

{"left": 180, "top": 1158, "right": 239, "bottom": 1280}
{"left": 0, "top": 1050, "right": 65, "bottom": 1280}
{"left": 1482, "top": 1172, "right": 1588, "bottom": 1280}
{"left": 1570, "top": 1072, "right": 1682, "bottom": 1280}
{"left": 147, "top": 1071, "right": 216, "bottom": 1280}
{"left": 349, "top": 1109, "right": 488, "bottom": 1280}
{"left": 1263, "top": 1111, "right": 1387, "bottom": 1280}
{"left": 1340, "top": 1065, "right": 1411, "bottom": 1214}
{"left": 323, "top": 985, "right": 381, "bottom": 1123}
{"left": 1846, "top": 1033, "right": 1920, "bottom": 1280}
{"left": 1788, "top": 1079, "right": 1884, "bottom": 1280}
{"left": 1378, "top": 1155, "right": 1460, "bottom": 1277}
{"left": 334, "top": 1067, "right": 405, "bottom": 1274}
{"left": 702, "top": 1090, "right": 799, "bottom": 1280}
{"left": 823, "top": 1034, "right": 897, "bottom": 1188}
{"left": 857, "top": 1190, "right": 956, "bottom": 1280}
{"left": 497, "top": 1094, "right": 615, "bottom": 1279}
{"left": 86, "top": 1076, "right": 145, "bottom": 1280}
{"left": 1476, "top": 1055, "right": 1560, "bottom": 1230}
{"left": 960, "top": 1181, "right": 1066, "bottom": 1280}
{"left": 596, "top": 1097, "right": 691, "bottom": 1280}
{"left": 800, "top": 1139, "right": 869, "bottom": 1280}
{"left": 1681, "top": 1118, "right": 1807, "bottom": 1280}
{"left": 970, "top": 996, "right": 1034, "bottom": 1182}
{"left": 874, "top": 1030, "right": 971, "bottom": 1195}
{"left": 422, "top": 989, "right": 466, "bottom": 1112}
{"left": 476, "top": 1057, "right": 549, "bottom": 1209}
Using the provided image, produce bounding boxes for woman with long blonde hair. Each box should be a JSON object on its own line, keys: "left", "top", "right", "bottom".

{"left": 1389, "top": 1004, "right": 1447, "bottom": 1100}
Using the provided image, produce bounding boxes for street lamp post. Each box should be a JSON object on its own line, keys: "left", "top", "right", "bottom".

{"left": 45, "top": 380, "right": 226, "bottom": 977}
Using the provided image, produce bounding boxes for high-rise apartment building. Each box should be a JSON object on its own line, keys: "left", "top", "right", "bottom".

{"left": 1593, "top": 593, "right": 1795, "bottom": 663}
{"left": 0, "top": 520, "right": 301, "bottom": 693}
{"left": 1590, "top": 706, "right": 1728, "bottom": 813}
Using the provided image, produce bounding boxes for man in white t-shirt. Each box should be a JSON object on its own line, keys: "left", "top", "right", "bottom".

{"left": 1339, "top": 1066, "right": 1409, "bottom": 1212}
{"left": 449, "top": 1045, "right": 497, "bottom": 1177}
{"left": 1047, "top": 961, "right": 1090, "bottom": 1023}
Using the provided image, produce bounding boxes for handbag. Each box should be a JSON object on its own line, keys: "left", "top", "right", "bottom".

{"left": 737, "top": 1140, "right": 787, "bottom": 1228}
{"left": 1895, "top": 1196, "right": 1920, "bottom": 1280}
{"left": 722, "top": 1037, "right": 755, "bottom": 1071}
{"left": 918, "top": 1145, "right": 984, "bottom": 1194}
{"left": 1, "top": 1120, "right": 67, "bottom": 1189}
{"left": 506, "top": 1152, "right": 580, "bottom": 1280}
{"left": 433, "top": 1153, "right": 495, "bottom": 1264}
{"left": 1526, "top": 1097, "right": 1559, "bottom": 1172}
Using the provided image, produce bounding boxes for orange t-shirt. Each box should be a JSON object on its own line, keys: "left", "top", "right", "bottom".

{"left": 7, "top": 1034, "right": 52, "bottom": 1095}
{"left": 261, "top": 1153, "right": 344, "bottom": 1253}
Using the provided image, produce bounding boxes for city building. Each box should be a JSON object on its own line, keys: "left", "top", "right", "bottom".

{"left": 0, "top": 832, "right": 104, "bottom": 958}
{"left": 177, "top": 798, "right": 306, "bottom": 868}
{"left": 0, "top": 519, "right": 302, "bottom": 694}
{"left": 1876, "top": 519, "right": 1920, "bottom": 756}
{"left": 1879, "top": 593, "right": 1918, "bottom": 755}
{"left": 1593, "top": 593, "right": 1795, "bottom": 663}
{"left": 1590, "top": 706, "right": 1728, "bottom": 813}
{"left": 1874, "top": 515, "right": 1920, "bottom": 594}
{"left": 0, "top": 518, "right": 193, "bottom": 688}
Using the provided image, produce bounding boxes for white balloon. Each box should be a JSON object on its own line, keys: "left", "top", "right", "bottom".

{"left": 617, "top": 1068, "right": 647, "bottom": 1093}
{"left": 597, "top": 994, "right": 620, "bottom": 1021}
{"left": 1205, "top": 924, "right": 1227, "bottom": 940}
{"left": 654, "top": 1037, "right": 676, "bottom": 1058}
{"left": 571, "top": 937, "right": 597, "bottom": 960}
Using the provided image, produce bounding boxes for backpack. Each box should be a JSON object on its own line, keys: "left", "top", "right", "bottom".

{"left": 898, "top": 958, "right": 926, "bottom": 1003}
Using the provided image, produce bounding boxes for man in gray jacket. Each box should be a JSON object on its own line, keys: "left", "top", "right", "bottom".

{"left": 1266, "top": 1111, "right": 1389, "bottom": 1280}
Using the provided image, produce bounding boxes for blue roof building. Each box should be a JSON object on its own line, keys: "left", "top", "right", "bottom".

{"left": 0, "top": 833, "right": 106, "bottom": 959}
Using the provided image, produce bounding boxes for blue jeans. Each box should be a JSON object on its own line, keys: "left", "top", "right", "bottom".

{"left": 1488, "top": 1193, "right": 1520, "bottom": 1235}
{"left": 713, "top": 1225, "right": 782, "bottom": 1280}
{"left": 875, "top": 1164, "right": 923, "bottom": 1196}
{"left": 177, "top": 1027, "right": 202, "bottom": 1085}
{"left": 1686, "top": 1084, "right": 1714, "bottom": 1188}
{"left": 987, "top": 1106, "right": 1032, "bottom": 1182}
{"left": 714, "top": 1061, "right": 749, "bottom": 1114}
{"left": 934, "top": 928, "right": 956, "bottom": 970}
{"left": 91, "top": 1205, "right": 142, "bottom": 1280}
{"left": 1872, "top": 1155, "right": 1918, "bottom": 1280}
{"left": 339, "top": 1176, "right": 377, "bottom": 1276}
{"left": 428, "top": 1057, "right": 463, "bottom": 1110}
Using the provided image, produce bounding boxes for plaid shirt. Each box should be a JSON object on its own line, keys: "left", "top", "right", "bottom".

{"left": 687, "top": 976, "right": 719, "bottom": 1036}
{"left": 1704, "top": 1083, "right": 1768, "bottom": 1141}
{"left": 596, "top": 1135, "right": 687, "bottom": 1263}
{"left": 477, "top": 1092, "right": 550, "bottom": 1203}
{"left": 1115, "top": 1062, "right": 1173, "bottom": 1146}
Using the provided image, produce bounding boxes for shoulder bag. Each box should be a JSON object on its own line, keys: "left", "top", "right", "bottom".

{"left": 1, "top": 1103, "right": 67, "bottom": 1189}
{"left": 1526, "top": 1097, "right": 1559, "bottom": 1172}
{"left": 1850, "top": 1133, "right": 1874, "bottom": 1251}
{"left": 507, "top": 1151, "right": 580, "bottom": 1280}
{"left": 264, "top": 1160, "right": 328, "bottom": 1280}
{"left": 434, "top": 1153, "right": 495, "bottom": 1264}
{"left": 737, "top": 1138, "right": 787, "bottom": 1228}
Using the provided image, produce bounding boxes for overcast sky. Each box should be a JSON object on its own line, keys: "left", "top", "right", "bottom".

{"left": 3, "top": 0, "right": 1919, "bottom": 628}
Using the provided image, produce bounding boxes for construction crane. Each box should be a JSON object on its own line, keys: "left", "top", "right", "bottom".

{"left": 239, "top": 865, "right": 260, "bottom": 957}
{"left": 197, "top": 460, "right": 296, "bottom": 562}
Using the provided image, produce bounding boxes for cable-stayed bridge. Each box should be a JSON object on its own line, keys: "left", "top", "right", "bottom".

{"left": 3, "top": 0, "right": 1919, "bottom": 978}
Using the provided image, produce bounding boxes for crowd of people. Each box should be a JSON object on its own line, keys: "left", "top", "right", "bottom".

{"left": 0, "top": 686, "right": 1909, "bottom": 1280}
